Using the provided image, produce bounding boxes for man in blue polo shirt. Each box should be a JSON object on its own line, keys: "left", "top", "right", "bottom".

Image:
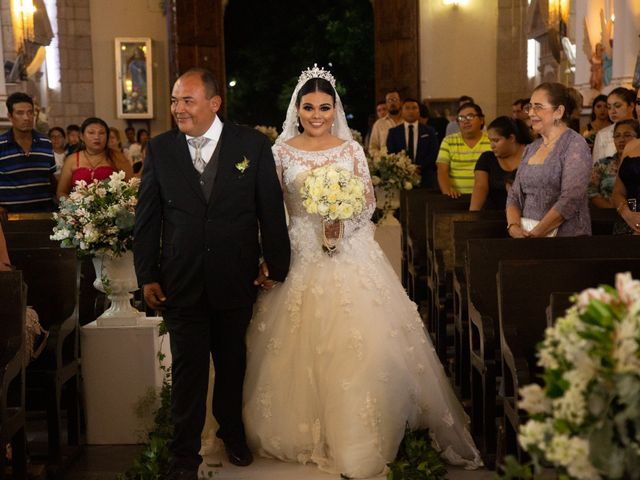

{"left": 0, "top": 92, "right": 56, "bottom": 212}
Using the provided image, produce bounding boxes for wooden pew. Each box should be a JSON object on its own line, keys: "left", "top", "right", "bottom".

{"left": 9, "top": 248, "right": 82, "bottom": 464}
{"left": 0, "top": 271, "right": 27, "bottom": 480}
{"left": 465, "top": 236, "right": 640, "bottom": 467}
{"left": 403, "top": 189, "right": 432, "bottom": 300}
{"left": 497, "top": 258, "right": 640, "bottom": 462}
{"left": 589, "top": 207, "right": 617, "bottom": 235}
{"left": 450, "top": 219, "right": 507, "bottom": 400}
{"left": 400, "top": 188, "right": 439, "bottom": 288}
{"left": 429, "top": 210, "right": 503, "bottom": 363}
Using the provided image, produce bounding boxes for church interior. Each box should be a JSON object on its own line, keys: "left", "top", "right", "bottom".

{"left": 1, "top": 0, "right": 640, "bottom": 479}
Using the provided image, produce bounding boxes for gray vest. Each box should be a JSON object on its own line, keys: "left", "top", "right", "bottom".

{"left": 198, "top": 139, "right": 222, "bottom": 203}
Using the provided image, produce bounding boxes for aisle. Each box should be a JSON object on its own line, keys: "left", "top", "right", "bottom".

{"left": 199, "top": 451, "right": 494, "bottom": 479}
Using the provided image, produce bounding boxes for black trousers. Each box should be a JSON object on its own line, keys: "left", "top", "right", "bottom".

{"left": 163, "top": 295, "right": 253, "bottom": 471}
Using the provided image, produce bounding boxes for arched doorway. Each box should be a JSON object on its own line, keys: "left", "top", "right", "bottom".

{"left": 166, "top": 0, "right": 420, "bottom": 132}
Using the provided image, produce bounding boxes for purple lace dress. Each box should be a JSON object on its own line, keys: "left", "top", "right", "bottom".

{"left": 506, "top": 128, "right": 592, "bottom": 236}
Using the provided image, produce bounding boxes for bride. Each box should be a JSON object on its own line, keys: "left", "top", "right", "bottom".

{"left": 243, "top": 66, "right": 482, "bottom": 478}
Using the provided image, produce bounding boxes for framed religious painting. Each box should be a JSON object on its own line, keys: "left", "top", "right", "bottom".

{"left": 115, "top": 37, "right": 154, "bottom": 119}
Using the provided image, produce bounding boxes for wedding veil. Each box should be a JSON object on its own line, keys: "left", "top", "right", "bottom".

{"left": 276, "top": 64, "right": 353, "bottom": 144}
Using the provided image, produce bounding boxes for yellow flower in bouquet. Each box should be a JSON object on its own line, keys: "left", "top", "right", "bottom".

{"left": 300, "top": 164, "right": 365, "bottom": 221}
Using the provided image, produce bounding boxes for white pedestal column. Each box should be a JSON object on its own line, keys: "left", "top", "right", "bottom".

{"left": 374, "top": 217, "right": 402, "bottom": 280}
{"left": 81, "top": 317, "right": 171, "bottom": 444}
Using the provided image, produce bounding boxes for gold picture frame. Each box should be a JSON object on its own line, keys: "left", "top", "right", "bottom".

{"left": 115, "top": 37, "right": 153, "bottom": 119}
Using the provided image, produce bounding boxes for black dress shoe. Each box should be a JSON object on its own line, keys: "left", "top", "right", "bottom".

{"left": 224, "top": 440, "right": 253, "bottom": 467}
{"left": 165, "top": 468, "right": 198, "bottom": 480}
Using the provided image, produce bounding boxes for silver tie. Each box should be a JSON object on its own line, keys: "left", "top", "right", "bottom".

{"left": 188, "top": 136, "right": 209, "bottom": 174}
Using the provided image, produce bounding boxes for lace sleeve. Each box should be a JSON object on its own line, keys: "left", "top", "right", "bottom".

{"left": 343, "top": 141, "right": 375, "bottom": 237}
{"left": 271, "top": 144, "right": 284, "bottom": 188}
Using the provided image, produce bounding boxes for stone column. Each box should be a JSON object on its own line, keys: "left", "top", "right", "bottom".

{"left": 47, "top": 0, "right": 95, "bottom": 129}
{"left": 610, "top": 0, "right": 640, "bottom": 87}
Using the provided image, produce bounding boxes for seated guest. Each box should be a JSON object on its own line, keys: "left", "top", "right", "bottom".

{"left": 469, "top": 116, "right": 531, "bottom": 211}
{"left": 612, "top": 129, "right": 640, "bottom": 235}
{"left": 582, "top": 94, "right": 610, "bottom": 151}
{"left": 0, "top": 92, "right": 56, "bottom": 213}
{"left": 511, "top": 98, "right": 530, "bottom": 124}
{"left": 48, "top": 127, "right": 67, "bottom": 178}
{"left": 123, "top": 126, "right": 136, "bottom": 150}
{"left": 65, "top": 124, "right": 82, "bottom": 155}
{"left": 592, "top": 87, "right": 635, "bottom": 163}
{"left": 588, "top": 119, "right": 639, "bottom": 209}
{"left": 0, "top": 222, "right": 48, "bottom": 364}
{"left": 506, "top": 82, "right": 592, "bottom": 237}
{"left": 436, "top": 102, "right": 491, "bottom": 197}
{"left": 387, "top": 98, "right": 439, "bottom": 188}
{"left": 56, "top": 117, "right": 133, "bottom": 198}
{"left": 127, "top": 128, "right": 150, "bottom": 174}
{"left": 109, "top": 127, "right": 124, "bottom": 153}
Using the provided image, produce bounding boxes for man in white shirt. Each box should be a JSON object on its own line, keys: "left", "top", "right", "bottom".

{"left": 368, "top": 90, "right": 402, "bottom": 154}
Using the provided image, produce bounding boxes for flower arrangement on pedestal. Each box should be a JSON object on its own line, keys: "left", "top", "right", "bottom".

{"left": 51, "top": 171, "right": 141, "bottom": 325}
{"left": 515, "top": 272, "right": 640, "bottom": 480}
{"left": 367, "top": 148, "right": 421, "bottom": 223}
{"left": 254, "top": 125, "right": 279, "bottom": 144}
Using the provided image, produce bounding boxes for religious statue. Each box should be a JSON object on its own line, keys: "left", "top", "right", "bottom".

{"left": 583, "top": 10, "right": 613, "bottom": 92}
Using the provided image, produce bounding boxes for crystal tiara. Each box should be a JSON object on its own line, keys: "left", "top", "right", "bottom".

{"left": 298, "top": 63, "right": 336, "bottom": 87}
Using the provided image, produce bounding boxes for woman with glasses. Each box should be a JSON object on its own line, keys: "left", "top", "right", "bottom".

{"left": 592, "top": 87, "right": 636, "bottom": 164}
{"left": 436, "top": 102, "right": 491, "bottom": 198}
{"left": 612, "top": 116, "right": 640, "bottom": 235}
{"left": 506, "top": 82, "right": 592, "bottom": 237}
{"left": 589, "top": 119, "right": 639, "bottom": 209}
{"left": 469, "top": 116, "right": 531, "bottom": 211}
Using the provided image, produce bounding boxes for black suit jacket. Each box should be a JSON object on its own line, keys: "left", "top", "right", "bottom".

{"left": 133, "top": 121, "right": 290, "bottom": 309}
{"left": 386, "top": 123, "right": 439, "bottom": 187}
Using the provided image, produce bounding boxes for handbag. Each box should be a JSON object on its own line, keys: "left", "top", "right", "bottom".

{"left": 521, "top": 217, "right": 558, "bottom": 237}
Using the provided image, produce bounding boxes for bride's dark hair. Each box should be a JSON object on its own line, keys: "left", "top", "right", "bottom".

{"left": 295, "top": 78, "right": 336, "bottom": 107}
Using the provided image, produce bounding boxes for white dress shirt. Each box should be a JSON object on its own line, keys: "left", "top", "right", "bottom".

{"left": 186, "top": 115, "right": 223, "bottom": 166}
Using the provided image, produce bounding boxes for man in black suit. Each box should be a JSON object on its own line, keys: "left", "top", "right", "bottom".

{"left": 133, "top": 68, "right": 290, "bottom": 480}
{"left": 386, "top": 98, "right": 439, "bottom": 188}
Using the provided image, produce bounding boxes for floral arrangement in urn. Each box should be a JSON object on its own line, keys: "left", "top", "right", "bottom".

{"left": 51, "top": 171, "right": 140, "bottom": 257}
{"left": 254, "top": 125, "right": 279, "bottom": 144}
{"left": 367, "top": 148, "right": 420, "bottom": 222}
{"left": 367, "top": 148, "right": 421, "bottom": 192}
{"left": 516, "top": 272, "right": 640, "bottom": 480}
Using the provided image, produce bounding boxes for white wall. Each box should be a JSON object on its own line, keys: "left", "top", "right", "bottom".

{"left": 419, "top": 0, "right": 498, "bottom": 121}
{"left": 89, "top": 0, "right": 170, "bottom": 136}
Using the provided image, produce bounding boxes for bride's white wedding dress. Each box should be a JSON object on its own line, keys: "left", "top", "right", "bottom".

{"left": 243, "top": 140, "right": 481, "bottom": 478}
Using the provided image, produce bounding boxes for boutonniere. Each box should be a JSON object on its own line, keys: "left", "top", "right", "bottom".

{"left": 235, "top": 156, "right": 250, "bottom": 173}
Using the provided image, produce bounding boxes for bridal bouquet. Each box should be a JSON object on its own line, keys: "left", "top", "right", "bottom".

{"left": 367, "top": 147, "right": 421, "bottom": 192}
{"left": 51, "top": 171, "right": 140, "bottom": 257}
{"left": 300, "top": 164, "right": 365, "bottom": 254}
{"left": 517, "top": 272, "right": 640, "bottom": 480}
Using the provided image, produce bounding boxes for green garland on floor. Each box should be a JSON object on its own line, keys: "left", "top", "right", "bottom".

{"left": 386, "top": 428, "right": 448, "bottom": 480}
{"left": 117, "top": 324, "right": 173, "bottom": 480}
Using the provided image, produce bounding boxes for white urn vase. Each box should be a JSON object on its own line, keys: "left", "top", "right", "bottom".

{"left": 374, "top": 186, "right": 401, "bottom": 225}
{"left": 92, "top": 250, "right": 140, "bottom": 326}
